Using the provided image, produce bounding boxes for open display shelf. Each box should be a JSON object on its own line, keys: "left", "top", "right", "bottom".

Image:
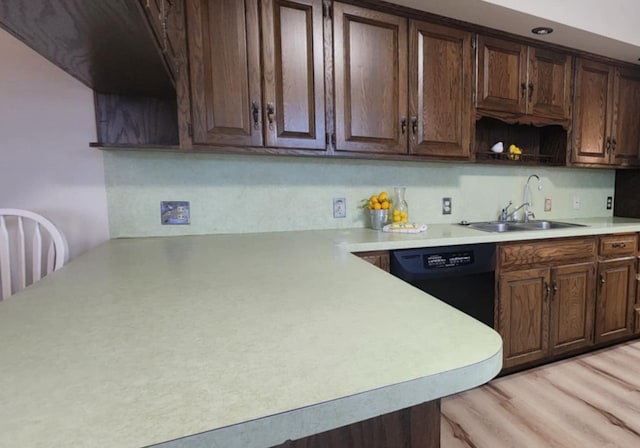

{"left": 475, "top": 117, "right": 568, "bottom": 166}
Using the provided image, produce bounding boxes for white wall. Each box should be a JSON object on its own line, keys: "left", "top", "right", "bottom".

{"left": 0, "top": 29, "right": 110, "bottom": 259}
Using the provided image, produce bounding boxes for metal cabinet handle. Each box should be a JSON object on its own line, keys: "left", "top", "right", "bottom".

{"left": 411, "top": 117, "right": 418, "bottom": 136}
{"left": 612, "top": 137, "right": 617, "bottom": 152}
{"left": 611, "top": 242, "right": 626, "bottom": 248}
{"left": 521, "top": 82, "right": 527, "bottom": 99}
{"left": 401, "top": 117, "right": 407, "bottom": 135}
{"left": 266, "top": 103, "right": 275, "bottom": 130}
{"left": 544, "top": 282, "right": 550, "bottom": 301}
{"left": 528, "top": 83, "right": 534, "bottom": 101}
{"left": 552, "top": 281, "right": 558, "bottom": 299}
{"left": 599, "top": 273, "right": 606, "bottom": 291}
{"left": 251, "top": 101, "right": 260, "bottom": 130}
{"left": 606, "top": 137, "right": 612, "bottom": 153}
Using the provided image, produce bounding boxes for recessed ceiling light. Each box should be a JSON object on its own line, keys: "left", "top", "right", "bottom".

{"left": 531, "top": 27, "right": 554, "bottom": 35}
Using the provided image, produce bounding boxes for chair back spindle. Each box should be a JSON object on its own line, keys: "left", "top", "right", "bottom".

{"left": 0, "top": 209, "right": 68, "bottom": 300}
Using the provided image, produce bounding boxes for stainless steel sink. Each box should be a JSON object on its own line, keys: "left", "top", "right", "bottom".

{"left": 466, "top": 221, "right": 517, "bottom": 233}
{"left": 467, "top": 220, "right": 586, "bottom": 233}
{"left": 513, "top": 220, "right": 585, "bottom": 230}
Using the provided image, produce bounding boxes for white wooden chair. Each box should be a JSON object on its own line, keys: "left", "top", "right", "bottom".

{"left": 0, "top": 209, "right": 69, "bottom": 300}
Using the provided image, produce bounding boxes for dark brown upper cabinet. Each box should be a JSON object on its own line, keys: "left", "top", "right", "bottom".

{"left": 333, "top": 3, "right": 472, "bottom": 159}
{"left": 186, "top": 0, "right": 325, "bottom": 150}
{"left": 409, "top": 21, "right": 473, "bottom": 158}
{"left": 572, "top": 58, "right": 640, "bottom": 167}
{"left": 333, "top": 3, "right": 408, "bottom": 154}
{"left": 477, "top": 36, "right": 572, "bottom": 122}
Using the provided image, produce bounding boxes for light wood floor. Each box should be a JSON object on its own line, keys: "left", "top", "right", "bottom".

{"left": 442, "top": 340, "right": 640, "bottom": 448}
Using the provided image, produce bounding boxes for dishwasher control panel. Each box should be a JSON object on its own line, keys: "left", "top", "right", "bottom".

{"left": 425, "top": 250, "right": 474, "bottom": 269}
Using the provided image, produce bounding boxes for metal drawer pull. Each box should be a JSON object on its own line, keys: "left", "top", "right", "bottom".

{"left": 611, "top": 242, "right": 626, "bottom": 248}
{"left": 544, "top": 282, "right": 550, "bottom": 301}
{"left": 400, "top": 117, "right": 407, "bottom": 135}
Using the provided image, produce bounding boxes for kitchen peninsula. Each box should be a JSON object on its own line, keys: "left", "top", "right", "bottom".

{"left": 5, "top": 217, "right": 640, "bottom": 447}
{"left": 0, "top": 227, "right": 506, "bottom": 448}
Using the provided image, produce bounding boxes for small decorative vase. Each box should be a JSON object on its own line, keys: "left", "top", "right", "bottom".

{"left": 392, "top": 187, "right": 409, "bottom": 223}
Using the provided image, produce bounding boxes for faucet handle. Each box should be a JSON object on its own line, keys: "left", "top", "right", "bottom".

{"left": 499, "top": 200, "right": 513, "bottom": 221}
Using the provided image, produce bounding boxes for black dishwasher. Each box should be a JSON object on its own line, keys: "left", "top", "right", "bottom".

{"left": 390, "top": 243, "right": 496, "bottom": 327}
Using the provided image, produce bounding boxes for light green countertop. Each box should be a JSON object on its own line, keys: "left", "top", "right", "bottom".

{"left": 2, "top": 217, "right": 639, "bottom": 448}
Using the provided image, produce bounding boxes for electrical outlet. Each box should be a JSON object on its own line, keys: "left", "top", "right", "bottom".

{"left": 442, "top": 197, "right": 452, "bottom": 215}
{"left": 572, "top": 195, "right": 581, "bottom": 210}
{"left": 333, "top": 198, "right": 346, "bottom": 218}
{"left": 606, "top": 196, "right": 613, "bottom": 210}
{"left": 161, "top": 201, "right": 190, "bottom": 225}
{"left": 544, "top": 197, "right": 552, "bottom": 212}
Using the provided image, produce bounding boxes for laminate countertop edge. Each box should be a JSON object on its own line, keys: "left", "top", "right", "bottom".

{"left": 155, "top": 346, "right": 502, "bottom": 448}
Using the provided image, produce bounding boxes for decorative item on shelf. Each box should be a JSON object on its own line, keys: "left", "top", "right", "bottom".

{"left": 392, "top": 186, "right": 409, "bottom": 224}
{"left": 490, "top": 141, "right": 504, "bottom": 153}
{"left": 361, "top": 191, "right": 392, "bottom": 230}
{"left": 508, "top": 144, "right": 522, "bottom": 160}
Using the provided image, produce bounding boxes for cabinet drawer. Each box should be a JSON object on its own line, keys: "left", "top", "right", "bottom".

{"left": 599, "top": 234, "right": 637, "bottom": 258}
{"left": 498, "top": 238, "right": 596, "bottom": 271}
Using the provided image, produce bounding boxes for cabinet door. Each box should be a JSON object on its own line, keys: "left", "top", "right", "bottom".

{"left": 476, "top": 36, "right": 527, "bottom": 114}
{"left": 187, "top": 0, "right": 263, "bottom": 146}
{"left": 595, "top": 258, "right": 636, "bottom": 344}
{"left": 498, "top": 268, "right": 550, "bottom": 369}
{"left": 333, "top": 3, "right": 408, "bottom": 153}
{"left": 527, "top": 48, "right": 572, "bottom": 119}
{"left": 409, "top": 21, "right": 472, "bottom": 158}
{"left": 262, "top": 0, "right": 326, "bottom": 149}
{"left": 549, "top": 263, "right": 595, "bottom": 356}
{"left": 610, "top": 67, "right": 640, "bottom": 166}
{"left": 572, "top": 58, "right": 614, "bottom": 164}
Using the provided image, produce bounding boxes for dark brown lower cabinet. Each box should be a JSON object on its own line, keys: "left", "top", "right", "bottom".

{"left": 271, "top": 399, "right": 440, "bottom": 448}
{"left": 499, "top": 262, "right": 596, "bottom": 369}
{"left": 549, "top": 262, "right": 596, "bottom": 356}
{"left": 497, "top": 238, "right": 597, "bottom": 370}
{"left": 498, "top": 268, "right": 550, "bottom": 369}
{"left": 595, "top": 258, "right": 636, "bottom": 343}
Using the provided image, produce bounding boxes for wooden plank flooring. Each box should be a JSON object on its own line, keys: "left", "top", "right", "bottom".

{"left": 442, "top": 340, "right": 640, "bottom": 448}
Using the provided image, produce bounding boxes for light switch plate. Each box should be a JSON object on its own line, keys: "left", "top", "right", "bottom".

{"left": 544, "top": 197, "right": 552, "bottom": 212}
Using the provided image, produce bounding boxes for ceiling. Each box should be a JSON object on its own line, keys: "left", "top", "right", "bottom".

{"left": 388, "top": 0, "right": 640, "bottom": 64}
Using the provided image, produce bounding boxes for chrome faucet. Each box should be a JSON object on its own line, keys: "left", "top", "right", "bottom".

{"left": 523, "top": 174, "right": 543, "bottom": 223}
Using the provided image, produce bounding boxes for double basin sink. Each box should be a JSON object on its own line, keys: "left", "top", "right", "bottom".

{"left": 466, "top": 220, "right": 586, "bottom": 233}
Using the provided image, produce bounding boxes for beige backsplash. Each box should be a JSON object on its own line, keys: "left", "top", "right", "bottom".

{"left": 104, "top": 151, "right": 614, "bottom": 238}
